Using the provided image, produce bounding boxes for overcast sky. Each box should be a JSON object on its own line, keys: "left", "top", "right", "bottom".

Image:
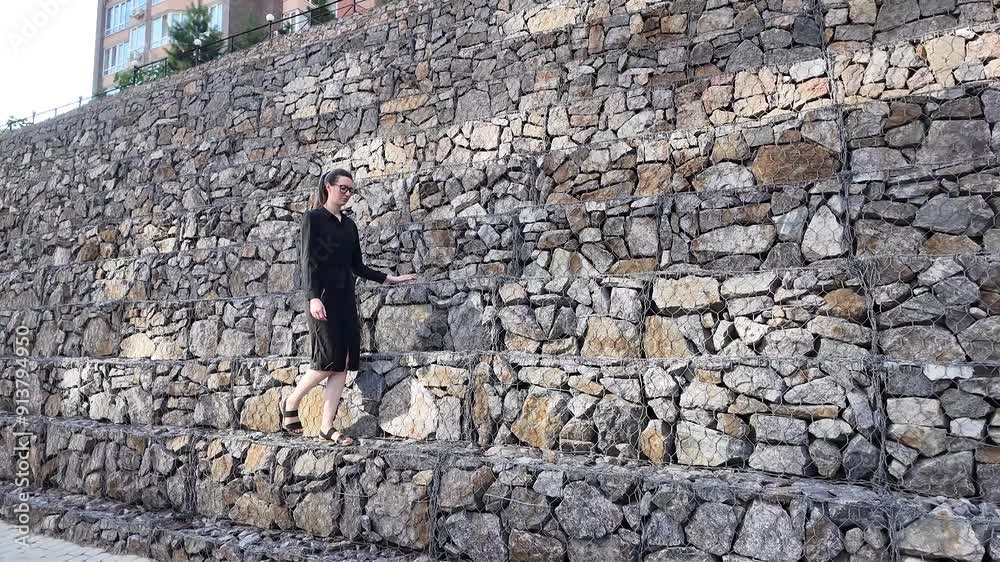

{"left": 1, "top": 1, "right": 97, "bottom": 124}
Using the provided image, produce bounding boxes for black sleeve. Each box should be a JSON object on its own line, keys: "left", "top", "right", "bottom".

{"left": 351, "top": 220, "right": 388, "bottom": 284}
{"left": 300, "top": 212, "right": 323, "bottom": 299}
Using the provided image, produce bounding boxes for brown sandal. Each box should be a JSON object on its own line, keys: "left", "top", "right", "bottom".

{"left": 319, "top": 427, "right": 353, "bottom": 446}
{"left": 280, "top": 397, "right": 303, "bottom": 435}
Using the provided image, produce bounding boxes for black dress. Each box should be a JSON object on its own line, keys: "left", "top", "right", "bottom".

{"left": 300, "top": 206, "right": 388, "bottom": 371}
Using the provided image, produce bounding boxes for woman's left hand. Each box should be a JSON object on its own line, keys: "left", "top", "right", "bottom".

{"left": 387, "top": 274, "right": 417, "bottom": 284}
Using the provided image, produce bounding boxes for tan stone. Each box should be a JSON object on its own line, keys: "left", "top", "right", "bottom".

{"left": 640, "top": 420, "right": 672, "bottom": 463}
{"left": 380, "top": 94, "right": 429, "bottom": 114}
{"left": 822, "top": 288, "right": 866, "bottom": 321}
{"left": 511, "top": 388, "right": 571, "bottom": 449}
{"left": 243, "top": 443, "right": 274, "bottom": 474}
{"left": 643, "top": 317, "right": 694, "bottom": 358}
{"left": 230, "top": 493, "right": 282, "bottom": 528}
{"left": 636, "top": 163, "right": 673, "bottom": 195}
{"left": 924, "top": 36, "right": 966, "bottom": 73}
{"left": 527, "top": 6, "right": 579, "bottom": 34}
{"left": 120, "top": 333, "right": 155, "bottom": 359}
{"left": 416, "top": 365, "right": 468, "bottom": 392}
{"left": 652, "top": 276, "right": 722, "bottom": 310}
{"left": 582, "top": 316, "right": 641, "bottom": 358}
{"left": 608, "top": 258, "right": 657, "bottom": 274}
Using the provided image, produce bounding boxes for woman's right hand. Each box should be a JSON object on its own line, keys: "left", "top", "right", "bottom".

{"left": 309, "top": 298, "right": 327, "bottom": 321}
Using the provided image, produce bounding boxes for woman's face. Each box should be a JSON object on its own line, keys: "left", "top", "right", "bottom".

{"left": 327, "top": 177, "right": 355, "bottom": 206}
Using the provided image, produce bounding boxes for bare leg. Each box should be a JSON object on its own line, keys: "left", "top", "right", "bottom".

{"left": 287, "top": 368, "right": 334, "bottom": 410}
{"left": 321, "top": 369, "right": 348, "bottom": 432}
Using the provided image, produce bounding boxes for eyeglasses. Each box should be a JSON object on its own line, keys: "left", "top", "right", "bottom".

{"left": 333, "top": 183, "right": 356, "bottom": 195}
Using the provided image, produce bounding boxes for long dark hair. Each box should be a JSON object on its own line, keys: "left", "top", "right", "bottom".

{"left": 310, "top": 169, "right": 353, "bottom": 209}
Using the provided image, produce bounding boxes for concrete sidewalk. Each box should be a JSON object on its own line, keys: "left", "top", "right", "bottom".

{"left": 0, "top": 522, "right": 152, "bottom": 562}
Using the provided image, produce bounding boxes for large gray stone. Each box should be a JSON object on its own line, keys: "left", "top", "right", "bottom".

{"left": 898, "top": 506, "right": 985, "bottom": 562}
{"left": 733, "top": 500, "right": 802, "bottom": 562}
{"left": 444, "top": 512, "right": 507, "bottom": 562}
{"left": 916, "top": 120, "right": 992, "bottom": 164}
{"left": 554, "top": 482, "right": 623, "bottom": 539}
{"left": 685, "top": 502, "right": 743, "bottom": 555}
{"left": 913, "top": 195, "right": 993, "bottom": 236}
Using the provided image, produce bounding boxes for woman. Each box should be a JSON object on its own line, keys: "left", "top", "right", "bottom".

{"left": 281, "top": 169, "right": 416, "bottom": 445}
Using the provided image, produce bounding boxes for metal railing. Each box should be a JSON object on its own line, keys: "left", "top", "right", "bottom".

{"left": 2, "top": 0, "right": 370, "bottom": 133}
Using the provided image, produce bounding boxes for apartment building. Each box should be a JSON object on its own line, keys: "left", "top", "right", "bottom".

{"left": 92, "top": 0, "right": 279, "bottom": 94}
{"left": 93, "top": 1, "right": 383, "bottom": 94}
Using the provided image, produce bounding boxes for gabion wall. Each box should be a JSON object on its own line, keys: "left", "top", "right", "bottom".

{"left": 1, "top": 0, "right": 999, "bottom": 560}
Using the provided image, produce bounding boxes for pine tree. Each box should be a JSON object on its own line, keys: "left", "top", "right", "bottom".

{"left": 165, "top": 4, "right": 224, "bottom": 72}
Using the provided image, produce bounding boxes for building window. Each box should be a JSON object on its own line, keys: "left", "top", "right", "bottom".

{"left": 282, "top": 9, "right": 309, "bottom": 32}
{"left": 103, "top": 42, "right": 129, "bottom": 75}
{"left": 208, "top": 4, "right": 223, "bottom": 32}
{"left": 151, "top": 13, "right": 179, "bottom": 47}
{"left": 129, "top": 24, "right": 146, "bottom": 55}
{"left": 152, "top": 0, "right": 167, "bottom": 4}
{"left": 105, "top": 0, "right": 139, "bottom": 35}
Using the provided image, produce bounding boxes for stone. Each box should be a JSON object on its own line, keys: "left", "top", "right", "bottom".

{"left": 375, "top": 304, "right": 436, "bottom": 352}
{"left": 675, "top": 421, "right": 753, "bottom": 466}
{"left": 693, "top": 163, "right": 755, "bottom": 191}
{"left": 842, "top": 435, "right": 879, "bottom": 479}
{"left": 762, "top": 329, "right": 814, "bottom": 357}
{"left": 916, "top": 121, "right": 991, "bottom": 164}
{"left": 913, "top": 195, "right": 992, "bottom": 236}
{"left": 750, "top": 415, "right": 808, "bottom": 444}
{"left": 890, "top": 424, "right": 947, "bottom": 456}
{"left": 445, "top": 512, "right": 507, "bottom": 562}
{"left": 640, "top": 420, "right": 673, "bottom": 463}
{"left": 723, "top": 366, "right": 786, "bottom": 402}
{"left": 508, "top": 529, "right": 565, "bottom": 561}
{"left": 644, "top": 317, "right": 694, "bottom": 358}
{"left": 822, "top": 288, "right": 867, "bottom": 321}
{"left": 959, "top": 317, "right": 1000, "bottom": 361}
{"left": 691, "top": 225, "right": 777, "bottom": 258}
{"left": 805, "top": 514, "right": 844, "bottom": 562}
{"left": 802, "top": 206, "right": 846, "bottom": 261}
{"left": 785, "top": 378, "right": 846, "bottom": 407}
{"left": 583, "top": 317, "right": 641, "bottom": 358}
{"left": 368, "top": 480, "right": 431, "bottom": 549}
{"left": 943, "top": 391, "right": 991, "bottom": 423}
{"left": 749, "top": 444, "right": 811, "bottom": 475}
{"left": 379, "top": 378, "right": 439, "bottom": 440}
{"left": 903, "top": 452, "right": 976, "bottom": 497}
{"left": 875, "top": 0, "right": 919, "bottom": 31}
{"left": 898, "top": 506, "right": 985, "bottom": 562}
{"left": 879, "top": 326, "right": 966, "bottom": 362}
{"left": 684, "top": 502, "right": 743, "bottom": 555}
{"left": 810, "top": 440, "right": 843, "bottom": 478}
{"left": 751, "top": 143, "right": 838, "bottom": 184}
{"left": 511, "top": 388, "right": 571, "bottom": 449}
{"left": 503, "top": 487, "right": 550, "bottom": 532}
{"left": 727, "top": 41, "right": 764, "bottom": 72}
{"left": 652, "top": 277, "right": 721, "bottom": 311}
{"left": 851, "top": 148, "right": 908, "bottom": 179}
{"left": 593, "top": 396, "right": 643, "bottom": 450}
{"left": 643, "top": 366, "right": 680, "bottom": 398}
{"left": 554, "top": 482, "right": 622, "bottom": 539}
{"left": 886, "top": 397, "right": 945, "bottom": 427}
{"left": 526, "top": 6, "right": 579, "bottom": 34}
{"left": 806, "top": 316, "right": 872, "bottom": 346}
{"left": 680, "top": 381, "right": 734, "bottom": 412}
{"left": 439, "top": 467, "right": 496, "bottom": 511}
{"left": 293, "top": 492, "right": 339, "bottom": 537}
{"left": 733, "top": 501, "right": 802, "bottom": 562}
